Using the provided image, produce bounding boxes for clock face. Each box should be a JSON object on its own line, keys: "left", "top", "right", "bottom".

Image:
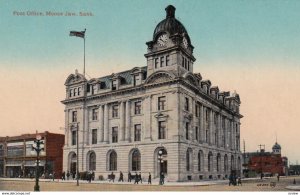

{"left": 157, "top": 34, "right": 168, "bottom": 46}
{"left": 183, "top": 37, "right": 188, "bottom": 48}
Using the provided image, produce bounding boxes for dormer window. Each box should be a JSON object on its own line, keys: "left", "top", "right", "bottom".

{"left": 133, "top": 75, "right": 140, "bottom": 86}
{"left": 112, "top": 80, "right": 117, "bottom": 90}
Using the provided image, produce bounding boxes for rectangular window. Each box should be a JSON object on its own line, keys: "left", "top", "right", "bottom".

{"left": 112, "top": 127, "right": 118, "bottom": 143}
{"left": 158, "top": 121, "right": 166, "bottom": 139}
{"left": 134, "top": 101, "right": 141, "bottom": 115}
{"left": 158, "top": 96, "right": 166, "bottom": 110}
{"left": 92, "top": 108, "right": 98, "bottom": 121}
{"left": 72, "top": 130, "right": 76, "bottom": 145}
{"left": 112, "top": 80, "right": 117, "bottom": 90}
{"left": 186, "top": 122, "right": 189, "bottom": 140}
{"left": 155, "top": 58, "right": 159, "bottom": 69}
{"left": 187, "top": 61, "right": 190, "bottom": 71}
{"left": 133, "top": 75, "right": 137, "bottom": 86}
{"left": 195, "top": 103, "right": 200, "bottom": 117}
{"left": 7, "top": 146, "right": 24, "bottom": 157}
{"left": 160, "top": 56, "right": 164, "bottom": 67}
{"left": 78, "top": 87, "right": 81, "bottom": 96}
{"left": 206, "top": 109, "right": 210, "bottom": 129}
{"left": 92, "top": 129, "right": 97, "bottom": 144}
{"left": 185, "top": 97, "right": 189, "bottom": 111}
{"left": 72, "top": 111, "right": 77, "bottom": 122}
{"left": 112, "top": 105, "right": 118, "bottom": 118}
{"left": 166, "top": 55, "right": 169, "bottom": 66}
{"left": 182, "top": 57, "right": 184, "bottom": 67}
{"left": 134, "top": 124, "right": 141, "bottom": 141}
{"left": 195, "top": 126, "right": 199, "bottom": 141}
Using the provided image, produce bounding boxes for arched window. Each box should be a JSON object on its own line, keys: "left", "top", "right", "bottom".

{"left": 237, "top": 157, "right": 241, "bottom": 171}
{"left": 89, "top": 152, "right": 96, "bottom": 171}
{"left": 231, "top": 155, "right": 234, "bottom": 171}
{"left": 109, "top": 151, "right": 117, "bottom": 171}
{"left": 217, "top": 153, "right": 221, "bottom": 172}
{"left": 132, "top": 150, "right": 141, "bottom": 171}
{"left": 224, "top": 154, "right": 228, "bottom": 172}
{"left": 186, "top": 150, "right": 190, "bottom": 171}
{"left": 198, "top": 151, "right": 201, "bottom": 171}
{"left": 208, "top": 152, "right": 213, "bottom": 172}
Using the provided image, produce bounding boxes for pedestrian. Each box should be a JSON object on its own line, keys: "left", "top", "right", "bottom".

{"left": 52, "top": 172, "right": 55, "bottom": 181}
{"left": 229, "top": 174, "right": 232, "bottom": 186}
{"left": 148, "top": 172, "right": 151, "bottom": 184}
{"left": 119, "top": 171, "right": 124, "bottom": 182}
{"left": 66, "top": 171, "right": 70, "bottom": 180}
{"left": 88, "top": 171, "right": 92, "bottom": 183}
{"left": 109, "top": 172, "right": 115, "bottom": 182}
{"left": 128, "top": 171, "right": 132, "bottom": 182}
{"left": 72, "top": 172, "right": 75, "bottom": 180}
{"left": 138, "top": 172, "right": 142, "bottom": 183}
{"left": 92, "top": 171, "right": 95, "bottom": 181}
{"left": 62, "top": 171, "right": 66, "bottom": 180}
{"left": 277, "top": 174, "right": 280, "bottom": 182}
{"left": 161, "top": 172, "right": 165, "bottom": 185}
{"left": 134, "top": 172, "right": 139, "bottom": 184}
{"left": 237, "top": 177, "right": 242, "bottom": 186}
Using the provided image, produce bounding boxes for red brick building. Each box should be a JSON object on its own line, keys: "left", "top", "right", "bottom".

{"left": 245, "top": 142, "right": 288, "bottom": 176}
{"left": 0, "top": 131, "right": 64, "bottom": 178}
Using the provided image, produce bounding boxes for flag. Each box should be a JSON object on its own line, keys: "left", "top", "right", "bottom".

{"left": 69, "top": 30, "right": 85, "bottom": 38}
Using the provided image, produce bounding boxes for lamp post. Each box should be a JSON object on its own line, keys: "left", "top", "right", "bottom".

{"left": 158, "top": 150, "right": 163, "bottom": 185}
{"left": 32, "top": 134, "right": 44, "bottom": 191}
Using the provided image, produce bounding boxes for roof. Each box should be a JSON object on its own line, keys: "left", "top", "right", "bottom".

{"left": 95, "top": 66, "right": 147, "bottom": 89}
{"left": 153, "top": 5, "right": 189, "bottom": 41}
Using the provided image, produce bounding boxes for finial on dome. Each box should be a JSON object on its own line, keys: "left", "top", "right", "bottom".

{"left": 75, "top": 69, "right": 78, "bottom": 75}
{"left": 165, "top": 5, "right": 176, "bottom": 18}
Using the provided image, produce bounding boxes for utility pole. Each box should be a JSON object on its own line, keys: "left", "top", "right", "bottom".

{"left": 258, "top": 144, "right": 265, "bottom": 179}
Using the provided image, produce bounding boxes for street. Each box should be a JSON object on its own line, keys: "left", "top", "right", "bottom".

{"left": 0, "top": 176, "right": 300, "bottom": 191}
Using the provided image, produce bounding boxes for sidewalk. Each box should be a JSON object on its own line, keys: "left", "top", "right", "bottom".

{"left": 0, "top": 177, "right": 262, "bottom": 186}
{"left": 285, "top": 185, "right": 300, "bottom": 191}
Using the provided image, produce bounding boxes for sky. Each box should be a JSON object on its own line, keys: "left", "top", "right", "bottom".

{"left": 0, "top": 0, "right": 299, "bottom": 164}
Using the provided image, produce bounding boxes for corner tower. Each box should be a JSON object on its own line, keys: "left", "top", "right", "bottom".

{"left": 145, "top": 5, "right": 196, "bottom": 77}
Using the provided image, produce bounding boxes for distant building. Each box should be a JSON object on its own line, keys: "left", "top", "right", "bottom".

{"left": 289, "top": 165, "right": 300, "bottom": 175}
{"left": 62, "top": 5, "right": 242, "bottom": 182}
{"left": 0, "top": 131, "right": 64, "bottom": 178}
{"left": 244, "top": 142, "right": 288, "bottom": 177}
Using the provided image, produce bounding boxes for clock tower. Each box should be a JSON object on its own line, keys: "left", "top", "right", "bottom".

{"left": 145, "top": 5, "right": 196, "bottom": 77}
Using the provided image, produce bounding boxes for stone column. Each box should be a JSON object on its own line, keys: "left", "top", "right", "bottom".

{"left": 125, "top": 100, "right": 131, "bottom": 142}
{"left": 103, "top": 104, "right": 109, "bottom": 143}
{"left": 201, "top": 105, "right": 205, "bottom": 143}
{"left": 218, "top": 114, "right": 221, "bottom": 148}
{"left": 119, "top": 101, "right": 125, "bottom": 142}
{"left": 144, "top": 96, "right": 151, "bottom": 141}
{"left": 84, "top": 106, "right": 89, "bottom": 145}
{"left": 210, "top": 110, "right": 213, "bottom": 145}
{"left": 99, "top": 105, "right": 104, "bottom": 143}
{"left": 65, "top": 109, "right": 69, "bottom": 146}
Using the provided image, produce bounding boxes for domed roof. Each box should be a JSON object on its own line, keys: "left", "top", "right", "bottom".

{"left": 153, "top": 5, "right": 189, "bottom": 40}
{"left": 272, "top": 142, "right": 281, "bottom": 150}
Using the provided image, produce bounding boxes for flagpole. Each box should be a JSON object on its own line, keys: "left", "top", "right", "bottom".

{"left": 83, "top": 29, "right": 86, "bottom": 78}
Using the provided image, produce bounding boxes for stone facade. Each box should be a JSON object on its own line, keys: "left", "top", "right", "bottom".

{"left": 62, "top": 5, "right": 242, "bottom": 181}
